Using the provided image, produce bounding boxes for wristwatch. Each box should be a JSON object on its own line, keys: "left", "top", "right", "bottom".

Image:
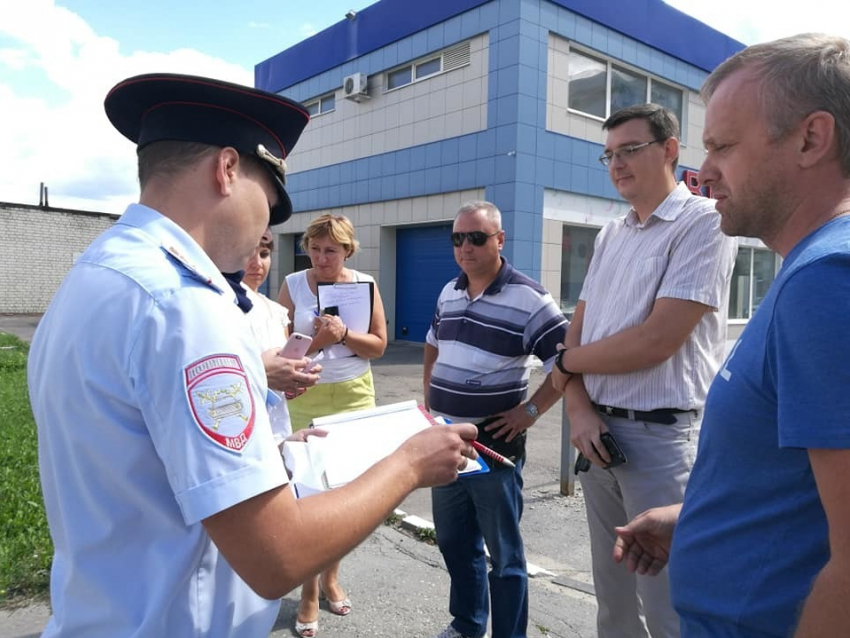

{"left": 524, "top": 401, "right": 540, "bottom": 420}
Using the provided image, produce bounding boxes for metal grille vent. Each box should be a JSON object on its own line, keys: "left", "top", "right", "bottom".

{"left": 443, "top": 41, "right": 471, "bottom": 71}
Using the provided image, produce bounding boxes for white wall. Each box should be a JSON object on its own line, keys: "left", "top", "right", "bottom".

{"left": 288, "top": 34, "right": 490, "bottom": 174}
{"left": 0, "top": 204, "right": 118, "bottom": 314}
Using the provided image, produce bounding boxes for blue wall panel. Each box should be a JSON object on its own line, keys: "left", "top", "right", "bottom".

{"left": 395, "top": 224, "right": 457, "bottom": 342}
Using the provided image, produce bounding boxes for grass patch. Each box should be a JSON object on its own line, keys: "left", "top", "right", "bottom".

{"left": 0, "top": 332, "right": 52, "bottom": 605}
{"left": 416, "top": 527, "right": 437, "bottom": 543}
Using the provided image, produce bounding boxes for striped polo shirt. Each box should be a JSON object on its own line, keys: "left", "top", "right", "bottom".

{"left": 426, "top": 258, "right": 568, "bottom": 420}
{"left": 580, "top": 182, "right": 738, "bottom": 412}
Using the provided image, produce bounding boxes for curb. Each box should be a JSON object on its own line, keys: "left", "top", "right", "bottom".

{"left": 391, "top": 509, "right": 555, "bottom": 578}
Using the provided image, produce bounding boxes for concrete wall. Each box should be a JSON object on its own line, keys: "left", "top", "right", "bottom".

{"left": 0, "top": 203, "right": 118, "bottom": 314}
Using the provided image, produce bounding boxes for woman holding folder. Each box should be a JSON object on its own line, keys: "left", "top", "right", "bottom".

{"left": 278, "top": 213, "right": 388, "bottom": 637}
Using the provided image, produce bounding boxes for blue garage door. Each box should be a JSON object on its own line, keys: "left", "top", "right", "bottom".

{"left": 395, "top": 224, "right": 458, "bottom": 342}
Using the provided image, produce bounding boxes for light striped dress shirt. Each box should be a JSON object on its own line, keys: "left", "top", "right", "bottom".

{"left": 580, "top": 183, "right": 738, "bottom": 411}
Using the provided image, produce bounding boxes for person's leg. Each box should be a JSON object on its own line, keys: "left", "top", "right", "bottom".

{"left": 471, "top": 459, "right": 528, "bottom": 638}
{"left": 612, "top": 413, "right": 699, "bottom": 638}
{"left": 296, "top": 574, "right": 321, "bottom": 637}
{"left": 309, "top": 371, "right": 376, "bottom": 616}
{"left": 580, "top": 448, "right": 649, "bottom": 638}
{"left": 433, "top": 480, "right": 489, "bottom": 638}
{"left": 319, "top": 561, "right": 350, "bottom": 615}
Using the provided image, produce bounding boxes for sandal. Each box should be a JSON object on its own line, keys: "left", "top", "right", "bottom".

{"left": 325, "top": 596, "right": 352, "bottom": 616}
{"left": 319, "top": 580, "right": 352, "bottom": 616}
{"left": 295, "top": 619, "right": 318, "bottom": 638}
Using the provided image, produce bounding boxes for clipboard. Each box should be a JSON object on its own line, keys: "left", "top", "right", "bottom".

{"left": 281, "top": 400, "right": 488, "bottom": 496}
{"left": 316, "top": 281, "right": 374, "bottom": 359}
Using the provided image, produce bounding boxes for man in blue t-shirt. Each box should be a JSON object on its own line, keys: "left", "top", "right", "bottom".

{"left": 611, "top": 33, "right": 850, "bottom": 638}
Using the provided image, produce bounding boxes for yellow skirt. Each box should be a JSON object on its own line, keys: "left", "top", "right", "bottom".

{"left": 287, "top": 368, "right": 376, "bottom": 432}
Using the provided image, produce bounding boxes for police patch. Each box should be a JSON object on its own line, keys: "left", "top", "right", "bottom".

{"left": 185, "top": 354, "right": 255, "bottom": 453}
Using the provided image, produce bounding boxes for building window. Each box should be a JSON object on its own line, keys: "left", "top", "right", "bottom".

{"left": 729, "top": 247, "right": 777, "bottom": 320}
{"left": 304, "top": 92, "right": 336, "bottom": 117}
{"left": 385, "top": 40, "right": 471, "bottom": 92}
{"left": 567, "top": 48, "right": 685, "bottom": 127}
{"left": 559, "top": 225, "right": 599, "bottom": 319}
{"left": 387, "top": 66, "right": 412, "bottom": 90}
{"left": 415, "top": 57, "right": 442, "bottom": 79}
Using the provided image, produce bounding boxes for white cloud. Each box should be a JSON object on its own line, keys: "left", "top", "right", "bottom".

{"left": 664, "top": 1, "right": 850, "bottom": 44}
{"left": 0, "top": 0, "right": 253, "bottom": 215}
{"left": 248, "top": 21, "right": 270, "bottom": 29}
{"left": 0, "top": 48, "right": 32, "bottom": 70}
{"left": 299, "top": 23, "right": 318, "bottom": 38}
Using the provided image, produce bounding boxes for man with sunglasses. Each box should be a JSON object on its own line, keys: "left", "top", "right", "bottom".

{"left": 550, "top": 103, "right": 737, "bottom": 638}
{"left": 424, "top": 201, "right": 568, "bottom": 638}
{"left": 27, "top": 73, "right": 478, "bottom": 638}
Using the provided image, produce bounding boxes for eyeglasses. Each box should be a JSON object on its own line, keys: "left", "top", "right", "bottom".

{"left": 598, "top": 139, "right": 664, "bottom": 167}
{"left": 451, "top": 231, "right": 499, "bottom": 247}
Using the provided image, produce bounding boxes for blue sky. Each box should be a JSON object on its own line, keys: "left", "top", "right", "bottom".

{"left": 1, "top": 0, "right": 848, "bottom": 214}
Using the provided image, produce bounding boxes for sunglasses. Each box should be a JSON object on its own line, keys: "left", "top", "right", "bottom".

{"left": 451, "top": 231, "right": 499, "bottom": 247}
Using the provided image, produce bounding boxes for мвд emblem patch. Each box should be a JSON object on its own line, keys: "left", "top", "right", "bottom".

{"left": 185, "top": 354, "right": 255, "bottom": 452}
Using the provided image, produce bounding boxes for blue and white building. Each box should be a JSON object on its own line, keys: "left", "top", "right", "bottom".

{"left": 257, "top": 0, "right": 776, "bottom": 342}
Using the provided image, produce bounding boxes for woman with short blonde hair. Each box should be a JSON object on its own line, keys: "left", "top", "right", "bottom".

{"left": 278, "top": 213, "right": 387, "bottom": 638}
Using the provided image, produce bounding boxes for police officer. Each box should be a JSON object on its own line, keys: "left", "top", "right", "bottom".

{"left": 28, "top": 73, "right": 477, "bottom": 638}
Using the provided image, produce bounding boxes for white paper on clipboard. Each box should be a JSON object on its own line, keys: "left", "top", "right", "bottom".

{"left": 281, "top": 400, "right": 488, "bottom": 496}
{"left": 317, "top": 281, "right": 373, "bottom": 359}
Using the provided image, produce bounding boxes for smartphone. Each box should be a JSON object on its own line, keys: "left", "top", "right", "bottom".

{"left": 574, "top": 432, "right": 628, "bottom": 474}
{"left": 279, "top": 332, "right": 313, "bottom": 359}
{"left": 322, "top": 305, "right": 339, "bottom": 317}
{"left": 599, "top": 432, "right": 627, "bottom": 468}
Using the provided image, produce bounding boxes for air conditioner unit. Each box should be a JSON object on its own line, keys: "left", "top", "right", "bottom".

{"left": 342, "top": 72, "right": 369, "bottom": 101}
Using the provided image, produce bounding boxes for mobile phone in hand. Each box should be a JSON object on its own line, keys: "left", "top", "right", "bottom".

{"left": 599, "top": 432, "right": 627, "bottom": 469}
{"left": 322, "top": 305, "right": 339, "bottom": 316}
{"left": 279, "top": 332, "right": 313, "bottom": 359}
{"left": 574, "top": 432, "right": 627, "bottom": 474}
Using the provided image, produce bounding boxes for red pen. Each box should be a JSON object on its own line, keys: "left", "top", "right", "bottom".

{"left": 470, "top": 440, "right": 516, "bottom": 468}
{"left": 417, "top": 405, "right": 516, "bottom": 469}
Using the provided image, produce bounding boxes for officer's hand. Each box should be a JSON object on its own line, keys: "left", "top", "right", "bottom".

{"left": 285, "top": 427, "right": 328, "bottom": 443}
{"left": 261, "top": 349, "right": 321, "bottom": 395}
{"left": 569, "top": 407, "right": 610, "bottom": 467}
{"left": 398, "top": 423, "right": 478, "bottom": 488}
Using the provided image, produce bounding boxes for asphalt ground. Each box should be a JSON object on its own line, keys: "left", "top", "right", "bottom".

{"left": 0, "top": 316, "right": 598, "bottom": 638}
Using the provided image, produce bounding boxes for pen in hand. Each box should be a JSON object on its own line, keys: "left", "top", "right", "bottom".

{"left": 470, "top": 440, "right": 516, "bottom": 468}
{"left": 421, "top": 408, "right": 516, "bottom": 469}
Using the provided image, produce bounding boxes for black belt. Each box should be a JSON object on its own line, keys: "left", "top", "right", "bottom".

{"left": 592, "top": 403, "right": 695, "bottom": 425}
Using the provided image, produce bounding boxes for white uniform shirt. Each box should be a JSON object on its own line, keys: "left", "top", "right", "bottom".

{"left": 28, "top": 204, "right": 287, "bottom": 637}
{"left": 244, "top": 286, "right": 293, "bottom": 442}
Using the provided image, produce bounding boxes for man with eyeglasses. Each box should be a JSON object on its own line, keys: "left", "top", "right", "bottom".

{"left": 27, "top": 73, "right": 478, "bottom": 638}
{"left": 424, "top": 200, "right": 568, "bottom": 638}
{"left": 550, "top": 103, "right": 737, "bottom": 638}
